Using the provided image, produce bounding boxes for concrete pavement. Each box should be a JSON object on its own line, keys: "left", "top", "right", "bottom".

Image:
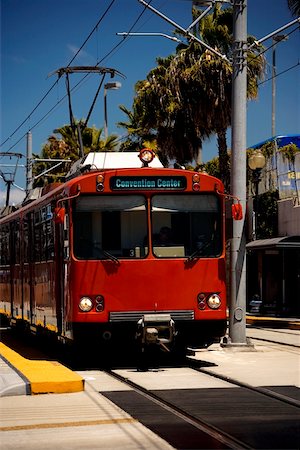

{"left": 0, "top": 321, "right": 299, "bottom": 450}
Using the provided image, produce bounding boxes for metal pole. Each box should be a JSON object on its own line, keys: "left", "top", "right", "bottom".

{"left": 5, "top": 181, "right": 12, "bottom": 207}
{"left": 224, "top": 0, "right": 251, "bottom": 347}
{"left": 117, "top": 32, "right": 182, "bottom": 43}
{"left": 104, "top": 88, "right": 108, "bottom": 140}
{"left": 249, "top": 17, "right": 300, "bottom": 48}
{"left": 253, "top": 172, "right": 259, "bottom": 240}
{"left": 26, "top": 131, "right": 33, "bottom": 193}
{"left": 271, "top": 34, "right": 288, "bottom": 138}
{"left": 272, "top": 40, "right": 276, "bottom": 137}
{"left": 138, "top": 0, "right": 228, "bottom": 61}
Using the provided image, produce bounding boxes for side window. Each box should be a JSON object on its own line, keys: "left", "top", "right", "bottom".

{"left": 45, "top": 213, "right": 55, "bottom": 261}
{"left": 0, "top": 225, "right": 10, "bottom": 265}
{"left": 23, "top": 217, "right": 29, "bottom": 263}
{"left": 64, "top": 210, "right": 70, "bottom": 259}
{"left": 34, "top": 211, "right": 41, "bottom": 262}
{"left": 15, "top": 220, "right": 21, "bottom": 264}
{"left": 33, "top": 205, "right": 55, "bottom": 262}
{"left": 25, "top": 213, "right": 34, "bottom": 263}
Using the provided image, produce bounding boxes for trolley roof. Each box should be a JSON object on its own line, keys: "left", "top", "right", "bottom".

{"left": 67, "top": 152, "right": 164, "bottom": 177}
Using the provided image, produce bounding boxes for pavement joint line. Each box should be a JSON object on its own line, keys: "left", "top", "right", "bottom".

{"left": 0, "top": 342, "right": 84, "bottom": 395}
{"left": 0, "top": 418, "right": 137, "bottom": 432}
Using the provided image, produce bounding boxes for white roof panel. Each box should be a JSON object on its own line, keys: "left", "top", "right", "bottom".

{"left": 67, "top": 152, "right": 163, "bottom": 177}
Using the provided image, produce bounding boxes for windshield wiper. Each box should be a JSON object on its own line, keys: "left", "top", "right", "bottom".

{"left": 185, "top": 241, "right": 210, "bottom": 263}
{"left": 103, "top": 250, "right": 120, "bottom": 264}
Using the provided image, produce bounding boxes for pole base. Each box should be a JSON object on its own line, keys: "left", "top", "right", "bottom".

{"left": 221, "top": 336, "right": 256, "bottom": 351}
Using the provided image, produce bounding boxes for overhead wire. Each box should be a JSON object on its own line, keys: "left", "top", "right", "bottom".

{"left": 2, "top": 3, "right": 298, "bottom": 156}
{"left": 248, "top": 24, "right": 300, "bottom": 62}
{"left": 249, "top": 24, "right": 300, "bottom": 86}
{"left": 258, "top": 60, "right": 300, "bottom": 86}
{"left": 1, "top": 0, "right": 154, "bottom": 156}
{"left": 0, "top": 0, "right": 117, "bottom": 153}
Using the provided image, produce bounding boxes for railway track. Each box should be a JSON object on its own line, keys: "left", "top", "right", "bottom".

{"left": 246, "top": 326, "right": 300, "bottom": 350}
{"left": 1, "top": 326, "right": 299, "bottom": 449}
{"left": 99, "top": 359, "right": 300, "bottom": 450}
{"left": 105, "top": 367, "right": 250, "bottom": 449}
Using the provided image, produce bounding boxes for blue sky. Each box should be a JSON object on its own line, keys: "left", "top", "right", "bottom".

{"left": 1, "top": 0, "right": 299, "bottom": 205}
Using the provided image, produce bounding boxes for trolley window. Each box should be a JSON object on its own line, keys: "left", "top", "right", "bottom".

{"left": 0, "top": 225, "right": 10, "bottom": 265}
{"left": 151, "top": 194, "right": 222, "bottom": 258}
{"left": 73, "top": 195, "right": 147, "bottom": 259}
{"left": 13, "top": 220, "right": 21, "bottom": 264}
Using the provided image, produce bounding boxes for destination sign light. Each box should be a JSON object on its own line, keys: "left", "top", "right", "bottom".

{"left": 110, "top": 176, "right": 187, "bottom": 191}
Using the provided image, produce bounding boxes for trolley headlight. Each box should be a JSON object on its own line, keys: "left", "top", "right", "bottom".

{"left": 207, "top": 294, "right": 221, "bottom": 309}
{"left": 79, "top": 297, "right": 93, "bottom": 312}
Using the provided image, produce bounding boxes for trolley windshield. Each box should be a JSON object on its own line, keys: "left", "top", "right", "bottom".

{"left": 73, "top": 195, "right": 147, "bottom": 259}
{"left": 72, "top": 193, "right": 222, "bottom": 259}
{"left": 151, "top": 194, "right": 222, "bottom": 258}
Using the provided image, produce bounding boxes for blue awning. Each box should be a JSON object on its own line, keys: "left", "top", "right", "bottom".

{"left": 249, "top": 134, "right": 300, "bottom": 150}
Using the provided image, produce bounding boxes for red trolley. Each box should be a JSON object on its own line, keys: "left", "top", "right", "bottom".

{"left": 0, "top": 150, "right": 239, "bottom": 354}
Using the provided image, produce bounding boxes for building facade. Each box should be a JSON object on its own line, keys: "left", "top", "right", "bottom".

{"left": 246, "top": 135, "right": 300, "bottom": 317}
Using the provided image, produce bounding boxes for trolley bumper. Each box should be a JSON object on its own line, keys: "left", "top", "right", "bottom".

{"left": 136, "top": 313, "right": 176, "bottom": 352}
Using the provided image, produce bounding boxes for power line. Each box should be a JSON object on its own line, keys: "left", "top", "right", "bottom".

{"left": 248, "top": 24, "right": 300, "bottom": 62}
{"left": 3, "top": 2, "right": 297, "bottom": 160}
{"left": 1, "top": 0, "right": 153, "bottom": 158}
{"left": 0, "top": 0, "right": 117, "bottom": 153}
{"left": 0, "top": 82, "right": 60, "bottom": 150}
{"left": 258, "top": 60, "right": 300, "bottom": 86}
{"left": 95, "top": 0, "right": 154, "bottom": 64}
{"left": 67, "top": 0, "right": 117, "bottom": 67}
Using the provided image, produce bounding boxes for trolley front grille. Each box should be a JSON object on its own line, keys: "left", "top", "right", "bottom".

{"left": 109, "top": 310, "right": 194, "bottom": 323}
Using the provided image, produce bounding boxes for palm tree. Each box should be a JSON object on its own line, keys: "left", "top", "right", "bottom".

{"left": 128, "top": 4, "right": 265, "bottom": 191}
{"left": 54, "top": 121, "right": 119, "bottom": 154}
{"left": 287, "top": 0, "right": 300, "bottom": 16}
{"left": 33, "top": 121, "right": 119, "bottom": 186}
{"left": 134, "top": 53, "right": 205, "bottom": 165}
{"left": 117, "top": 104, "right": 155, "bottom": 152}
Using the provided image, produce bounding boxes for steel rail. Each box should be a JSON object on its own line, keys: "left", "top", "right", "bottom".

{"left": 187, "top": 358, "right": 300, "bottom": 409}
{"left": 106, "top": 368, "right": 252, "bottom": 450}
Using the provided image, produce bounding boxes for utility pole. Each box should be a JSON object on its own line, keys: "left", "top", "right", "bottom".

{"left": 271, "top": 34, "right": 289, "bottom": 137}
{"left": 136, "top": 0, "right": 250, "bottom": 346}
{"left": 224, "top": 0, "right": 251, "bottom": 347}
{"left": 0, "top": 152, "right": 23, "bottom": 207}
{"left": 26, "top": 131, "right": 33, "bottom": 194}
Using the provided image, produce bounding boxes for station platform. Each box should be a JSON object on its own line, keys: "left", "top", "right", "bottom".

{"left": 246, "top": 314, "right": 300, "bottom": 329}
{"left": 0, "top": 315, "right": 299, "bottom": 397}
{"left": 0, "top": 321, "right": 299, "bottom": 450}
{"left": 0, "top": 342, "right": 84, "bottom": 396}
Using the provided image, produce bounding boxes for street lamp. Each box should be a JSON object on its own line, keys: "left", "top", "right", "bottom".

{"left": 104, "top": 81, "right": 122, "bottom": 139}
{"left": 272, "top": 34, "right": 288, "bottom": 137}
{"left": 248, "top": 150, "right": 266, "bottom": 240}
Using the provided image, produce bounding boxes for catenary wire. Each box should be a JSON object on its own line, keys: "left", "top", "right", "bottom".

{"left": 1, "top": 4, "right": 298, "bottom": 156}
{"left": 248, "top": 24, "right": 300, "bottom": 62}
{"left": 1, "top": 0, "right": 153, "bottom": 155}
{"left": 258, "top": 60, "right": 300, "bottom": 86}
{"left": 0, "top": 0, "right": 117, "bottom": 153}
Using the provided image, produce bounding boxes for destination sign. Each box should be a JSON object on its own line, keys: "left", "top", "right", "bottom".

{"left": 110, "top": 176, "right": 187, "bottom": 191}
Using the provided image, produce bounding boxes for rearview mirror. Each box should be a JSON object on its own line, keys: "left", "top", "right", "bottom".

{"left": 54, "top": 206, "right": 65, "bottom": 224}
{"left": 232, "top": 203, "right": 243, "bottom": 220}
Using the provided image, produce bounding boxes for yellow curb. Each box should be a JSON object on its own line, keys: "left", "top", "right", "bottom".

{"left": 246, "top": 316, "right": 300, "bottom": 330}
{"left": 0, "top": 343, "right": 84, "bottom": 395}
